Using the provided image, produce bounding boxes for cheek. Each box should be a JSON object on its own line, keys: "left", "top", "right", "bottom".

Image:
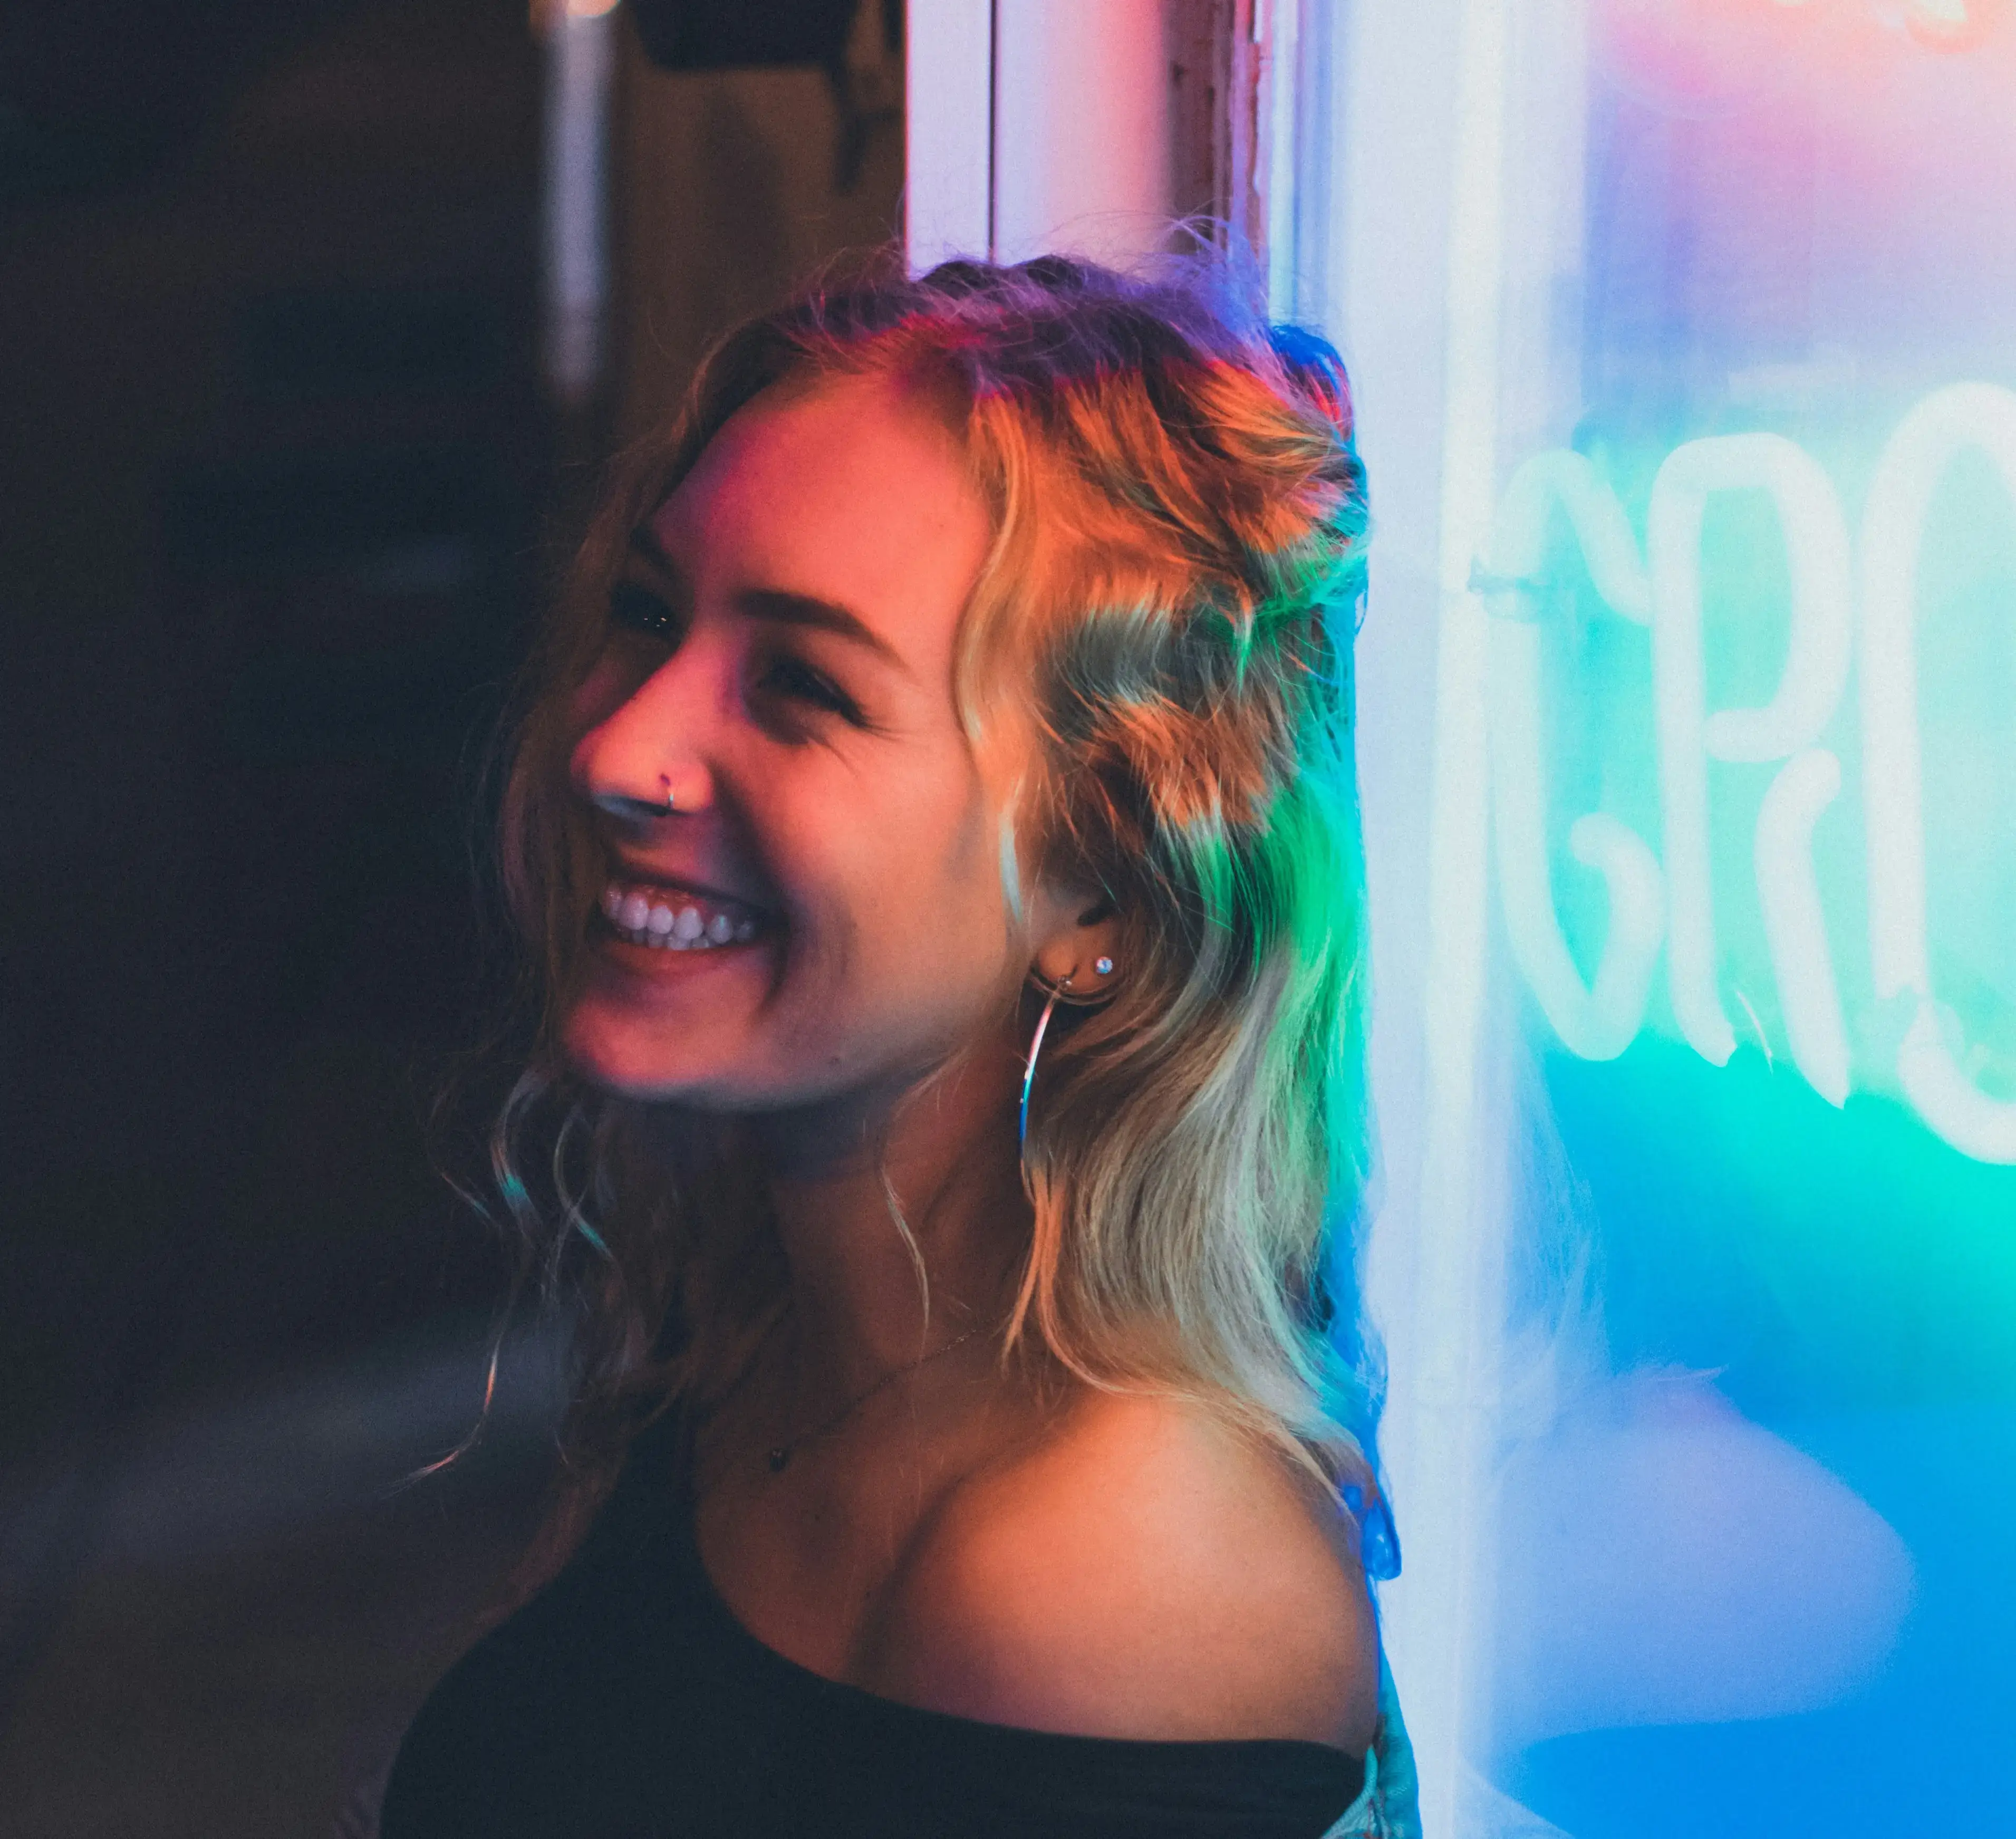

{"left": 773, "top": 754, "right": 1015, "bottom": 1013}
{"left": 563, "top": 652, "right": 639, "bottom": 769}
{"left": 569, "top": 650, "right": 627, "bottom": 724}
{"left": 881, "top": 753, "right": 1007, "bottom": 938}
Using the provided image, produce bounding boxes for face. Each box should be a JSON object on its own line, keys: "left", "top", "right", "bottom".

{"left": 564, "top": 369, "right": 1052, "bottom": 1121}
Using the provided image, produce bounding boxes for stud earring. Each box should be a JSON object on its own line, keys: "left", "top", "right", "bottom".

{"left": 1094, "top": 956, "right": 1114, "bottom": 976}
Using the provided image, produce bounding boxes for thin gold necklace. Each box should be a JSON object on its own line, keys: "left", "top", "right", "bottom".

{"left": 765, "top": 1321, "right": 988, "bottom": 1474}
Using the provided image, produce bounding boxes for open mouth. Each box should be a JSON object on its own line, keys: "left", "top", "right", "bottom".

{"left": 597, "top": 877, "right": 769, "bottom": 952}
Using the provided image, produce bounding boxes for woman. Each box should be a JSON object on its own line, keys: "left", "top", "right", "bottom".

{"left": 378, "top": 252, "right": 1417, "bottom": 1837}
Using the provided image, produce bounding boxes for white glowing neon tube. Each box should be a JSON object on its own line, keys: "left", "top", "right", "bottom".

{"left": 1481, "top": 448, "right": 1651, "bottom": 624}
{"left": 1860, "top": 382, "right": 2016, "bottom": 1163}
{"left": 1754, "top": 747, "right": 1851, "bottom": 1107}
{"left": 1647, "top": 433, "right": 1855, "bottom": 1068}
{"left": 1482, "top": 392, "right": 2016, "bottom": 1158}
{"left": 1481, "top": 452, "right": 1664, "bottom": 1060}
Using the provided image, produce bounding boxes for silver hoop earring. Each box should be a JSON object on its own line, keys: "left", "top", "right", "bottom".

{"left": 1019, "top": 976, "right": 1070, "bottom": 1152}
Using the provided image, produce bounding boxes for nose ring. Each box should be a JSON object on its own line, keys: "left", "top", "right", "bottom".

{"left": 660, "top": 775, "right": 677, "bottom": 814}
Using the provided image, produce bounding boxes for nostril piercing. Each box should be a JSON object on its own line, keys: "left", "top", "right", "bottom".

{"left": 1094, "top": 957, "right": 1114, "bottom": 976}
{"left": 660, "top": 775, "right": 677, "bottom": 813}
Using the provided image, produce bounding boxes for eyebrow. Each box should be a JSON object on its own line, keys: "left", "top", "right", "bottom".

{"left": 626, "top": 524, "right": 904, "bottom": 671}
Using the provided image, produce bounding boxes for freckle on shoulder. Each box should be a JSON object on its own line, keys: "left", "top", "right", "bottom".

{"left": 866, "top": 1389, "right": 1381, "bottom": 1753}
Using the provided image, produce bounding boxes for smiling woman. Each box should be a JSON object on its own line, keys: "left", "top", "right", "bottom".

{"left": 563, "top": 365, "right": 1015, "bottom": 1112}
{"left": 377, "top": 252, "right": 1418, "bottom": 1838}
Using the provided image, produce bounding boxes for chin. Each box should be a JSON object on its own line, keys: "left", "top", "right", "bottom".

{"left": 562, "top": 1004, "right": 717, "bottom": 1103}
{"left": 560, "top": 1002, "right": 811, "bottom": 1113}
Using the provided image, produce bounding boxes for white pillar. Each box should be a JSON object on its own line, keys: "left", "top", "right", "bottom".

{"left": 907, "top": 0, "right": 1208, "bottom": 274}
{"left": 990, "top": 0, "right": 1180, "bottom": 267}
{"left": 1316, "top": 0, "right": 1507, "bottom": 1830}
{"left": 904, "top": 0, "right": 995, "bottom": 269}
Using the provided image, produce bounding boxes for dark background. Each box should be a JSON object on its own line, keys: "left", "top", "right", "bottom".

{"left": 0, "top": 3, "right": 902, "bottom": 1830}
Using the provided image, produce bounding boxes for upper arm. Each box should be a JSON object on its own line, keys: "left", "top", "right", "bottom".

{"left": 864, "top": 1396, "right": 1380, "bottom": 1751}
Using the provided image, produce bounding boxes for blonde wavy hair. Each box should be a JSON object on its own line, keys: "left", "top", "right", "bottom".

{"left": 459, "top": 249, "right": 1387, "bottom": 1575}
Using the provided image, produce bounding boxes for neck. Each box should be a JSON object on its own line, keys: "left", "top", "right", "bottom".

{"left": 746, "top": 1027, "right": 1030, "bottom": 1393}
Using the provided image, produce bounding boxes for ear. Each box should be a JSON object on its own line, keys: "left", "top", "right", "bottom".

{"left": 1029, "top": 885, "right": 1125, "bottom": 995}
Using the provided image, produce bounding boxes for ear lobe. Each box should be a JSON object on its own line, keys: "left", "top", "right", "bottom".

{"left": 1031, "top": 889, "right": 1124, "bottom": 994}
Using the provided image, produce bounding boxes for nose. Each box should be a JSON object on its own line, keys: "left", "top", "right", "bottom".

{"left": 569, "top": 639, "right": 721, "bottom": 824}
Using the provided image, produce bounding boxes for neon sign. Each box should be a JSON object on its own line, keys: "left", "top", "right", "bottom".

{"left": 1479, "top": 383, "right": 2016, "bottom": 1163}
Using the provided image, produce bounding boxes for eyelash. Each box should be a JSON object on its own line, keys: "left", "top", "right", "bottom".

{"left": 759, "top": 653, "right": 861, "bottom": 724}
{"left": 606, "top": 581, "right": 863, "bottom": 726}
{"left": 609, "top": 581, "right": 679, "bottom": 639}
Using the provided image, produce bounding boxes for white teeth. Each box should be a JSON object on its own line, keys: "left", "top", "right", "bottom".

{"left": 604, "top": 878, "right": 764, "bottom": 951}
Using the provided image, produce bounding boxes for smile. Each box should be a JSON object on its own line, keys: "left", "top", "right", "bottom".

{"left": 599, "top": 878, "right": 765, "bottom": 951}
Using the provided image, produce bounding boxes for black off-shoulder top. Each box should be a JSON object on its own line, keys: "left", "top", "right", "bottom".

{"left": 379, "top": 1414, "right": 1368, "bottom": 1838}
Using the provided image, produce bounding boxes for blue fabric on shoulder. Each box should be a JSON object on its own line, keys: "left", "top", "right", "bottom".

{"left": 1321, "top": 1653, "right": 1419, "bottom": 1839}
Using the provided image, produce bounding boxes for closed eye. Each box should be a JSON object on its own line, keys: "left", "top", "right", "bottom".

{"left": 759, "top": 652, "right": 862, "bottom": 724}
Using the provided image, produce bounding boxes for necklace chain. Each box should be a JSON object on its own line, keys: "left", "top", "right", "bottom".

{"left": 765, "top": 1321, "right": 988, "bottom": 1474}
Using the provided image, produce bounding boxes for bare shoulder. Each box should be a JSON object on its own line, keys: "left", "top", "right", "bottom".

{"left": 864, "top": 1388, "right": 1380, "bottom": 1751}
